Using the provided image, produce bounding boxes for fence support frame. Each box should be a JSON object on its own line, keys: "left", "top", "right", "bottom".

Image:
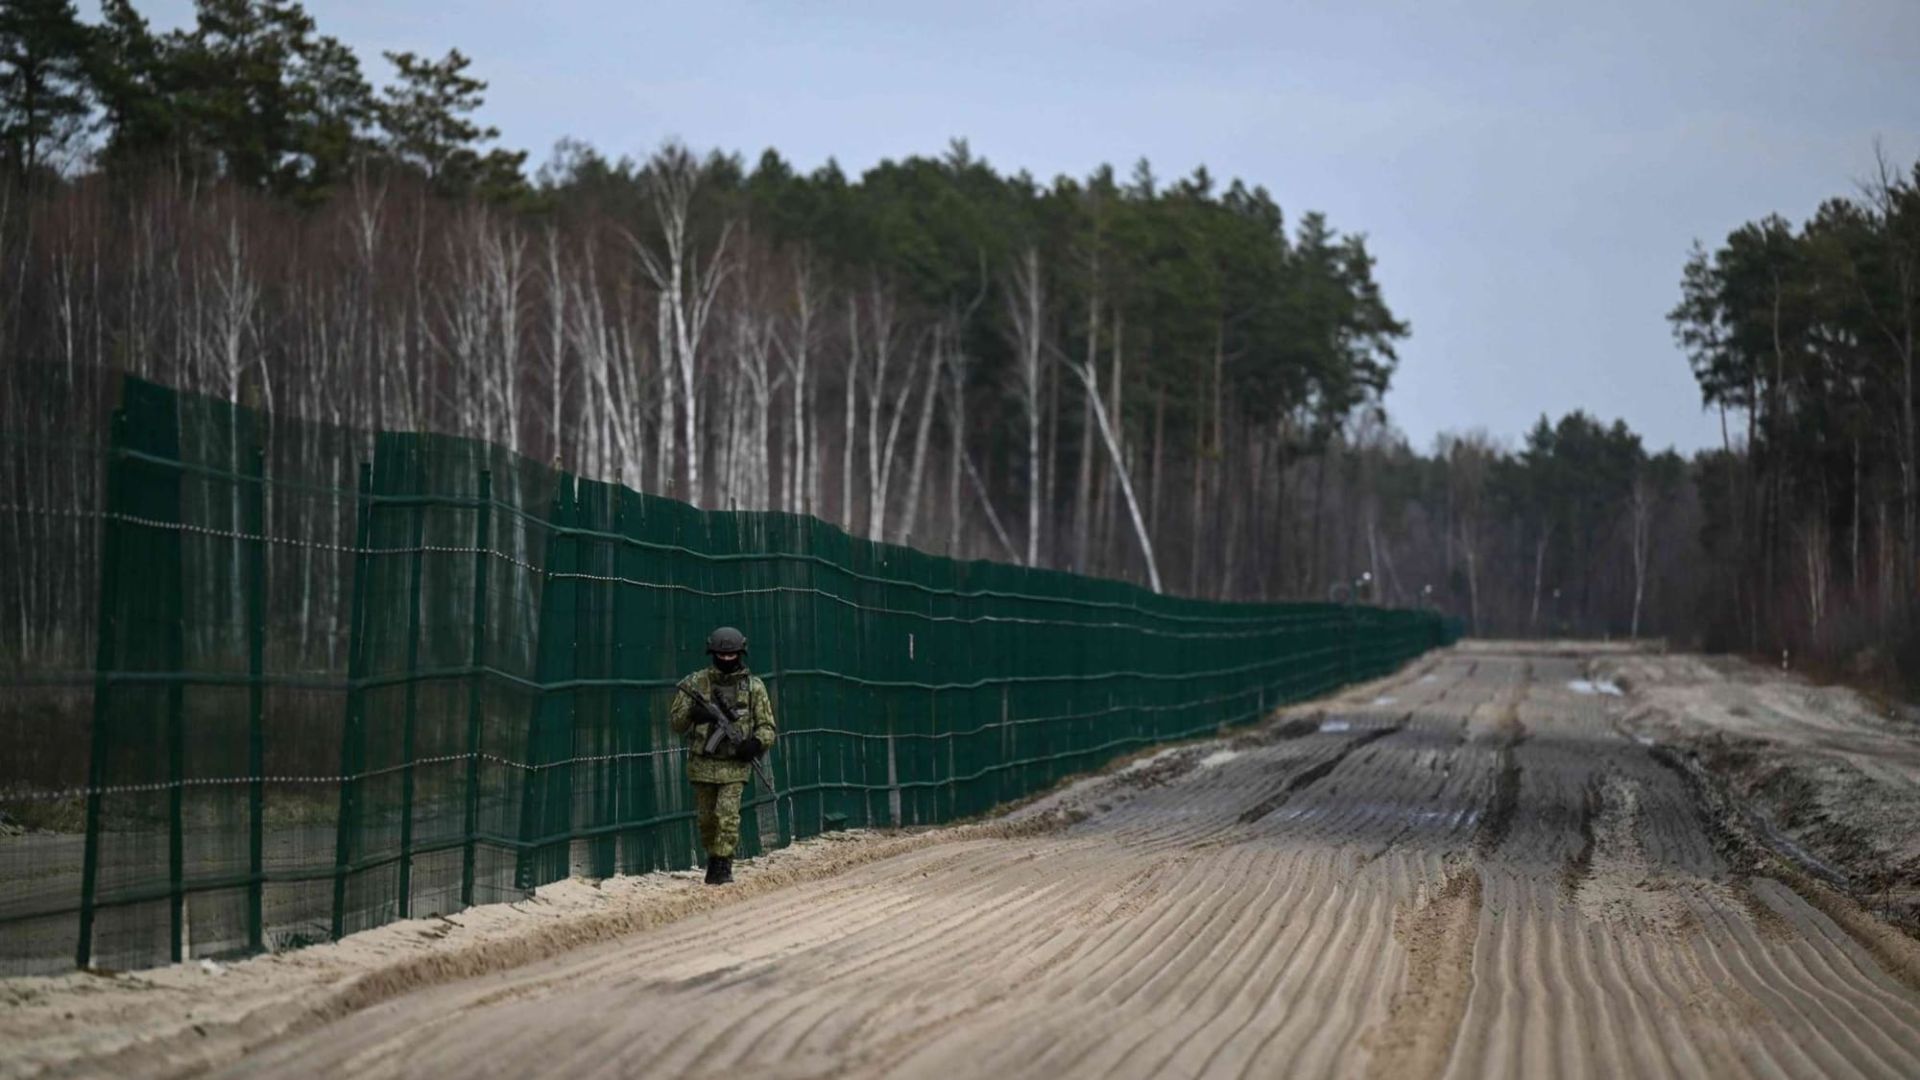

{"left": 244, "top": 441, "right": 267, "bottom": 954}
{"left": 396, "top": 445, "right": 426, "bottom": 917}
{"left": 330, "top": 462, "right": 375, "bottom": 941}
{"left": 75, "top": 411, "right": 128, "bottom": 970}
{"left": 460, "top": 469, "right": 493, "bottom": 909}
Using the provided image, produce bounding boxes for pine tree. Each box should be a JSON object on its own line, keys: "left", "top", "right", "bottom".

{"left": 375, "top": 48, "right": 523, "bottom": 198}
{"left": 88, "top": 0, "right": 177, "bottom": 171}
{"left": 0, "top": 0, "right": 93, "bottom": 182}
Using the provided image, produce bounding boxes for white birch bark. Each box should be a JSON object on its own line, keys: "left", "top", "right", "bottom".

{"left": 630, "top": 145, "right": 732, "bottom": 506}
{"left": 655, "top": 290, "right": 675, "bottom": 493}
{"left": 566, "top": 241, "right": 645, "bottom": 486}
{"left": 1629, "top": 477, "right": 1654, "bottom": 638}
{"left": 479, "top": 215, "right": 525, "bottom": 454}
{"left": 1460, "top": 524, "right": 1481, "bottom": 635}
{"left": 544, "top": 226, "right": 568, "bottom": 465}
{"left": 441, "top": 215, "right": 491, "bottom": 442}
{"left": 1801, "top": 518, "right": 1829, "bottom": 640}
{"left": 728, "top": 300, "right": 779, "bottom": 509}
{"left": 842, "top": 294, "right": 859, "bottom": 531}
{"left": 1074, "top": 264, "right": 1099, "bottom": 571}
{"left": 863, "top": 288, "right": 918, "bottom": 541}
{"left": 945, "top": 339, "right": 967, "bottom": 555}
{"left": 896, "top": 328, "right": 943, "bottom": 544}
{"left": 1006, "top": 246, "right": 1046, "bottom": 566}
{"left": 961, "top": 449, "right": 1022, "bottom": 563}
{"left": 1065, "top": 355, "right": 1162, "bottom": 593}
{"left": 776, "top": 252, "right": 822, "bottom": 516}
{"left": 1529, "top": 527, "right": 1552, "bottom": 633}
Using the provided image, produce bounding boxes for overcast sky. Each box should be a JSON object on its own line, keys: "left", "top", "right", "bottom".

{"left": 141, "top": 1, "right": 1920, "bottom": 454}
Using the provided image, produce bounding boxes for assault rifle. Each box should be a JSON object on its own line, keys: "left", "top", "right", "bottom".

{"left": 677, "top": 682, "right": 776, "bottom": 794}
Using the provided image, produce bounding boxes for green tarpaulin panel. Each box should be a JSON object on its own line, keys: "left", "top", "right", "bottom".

{"left": 4, "top": 375, "right": 1456, "bottom": 975}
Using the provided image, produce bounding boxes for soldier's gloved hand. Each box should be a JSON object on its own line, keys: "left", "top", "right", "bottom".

{"left": 736, "top": 736, "right": 765, "bottom": 761}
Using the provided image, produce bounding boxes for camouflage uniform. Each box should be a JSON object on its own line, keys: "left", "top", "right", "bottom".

{"left": 668, "top": 664, "right": 776, "bottom": 860}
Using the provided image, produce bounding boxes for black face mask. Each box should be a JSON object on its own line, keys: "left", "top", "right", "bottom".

{"left": 712, "top": 654, "right": 743, "bottom": 674}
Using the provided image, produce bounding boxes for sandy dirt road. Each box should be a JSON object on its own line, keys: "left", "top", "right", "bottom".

{"left": 181, "top": 646, "right": 1920, "bottom": 1080}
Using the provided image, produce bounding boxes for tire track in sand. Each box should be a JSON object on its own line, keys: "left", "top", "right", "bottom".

{"left": 1364, "top": 867, "right": 1484, "bottom": 1080}
{"left": 169, "top": 648, "right": 1920, "bottom": 1080}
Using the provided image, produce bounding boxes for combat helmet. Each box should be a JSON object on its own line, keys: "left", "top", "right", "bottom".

{"left": 706, "top": 626, "right": 748, "bottom": 655}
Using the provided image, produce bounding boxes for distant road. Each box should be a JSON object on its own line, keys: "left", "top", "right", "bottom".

{"left": 181, "top": 647, "right": 1920, "bottom": 1078}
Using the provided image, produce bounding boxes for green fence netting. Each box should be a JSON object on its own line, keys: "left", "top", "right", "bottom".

{"left": 0, "top": 374, "right": 1455, "bottom": 976}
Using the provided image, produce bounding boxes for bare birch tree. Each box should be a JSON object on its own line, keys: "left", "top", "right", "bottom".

{"left": 776, "top": 251, "right": 823, "bottom": 516}
{"left": 895, "top": 324, "right": 944, "bottom": 545}
{"left": 855, "top": 279, "right": 920, "bottom": 540}
{"left": 1060, "top": 341, "right": 1163, "bottom": 593}
{"left": 1629, "top": 475, "right": 1655, "bottom": 638}
{"left": 631, "top": 144, "right": 732, "bottom": 505}
{"left": 1006, "top": 245, "right": 1047, "bottom": 566}
{"left": 565, "top": 238, "right": 646, "bottom": 485}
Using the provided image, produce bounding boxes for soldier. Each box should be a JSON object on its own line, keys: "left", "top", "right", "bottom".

{"left": 668, "top": 626, "right": 776, "bottom": 885}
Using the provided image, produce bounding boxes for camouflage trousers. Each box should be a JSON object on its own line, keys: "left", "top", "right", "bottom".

{"left": 693, "top": 780, "right": 745, "bottom": 858}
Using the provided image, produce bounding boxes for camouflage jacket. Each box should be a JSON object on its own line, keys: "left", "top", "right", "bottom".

{"left": 668, "top": 665, "right": 777, "bottom": 785}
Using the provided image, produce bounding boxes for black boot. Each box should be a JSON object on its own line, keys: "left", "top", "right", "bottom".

{"left": 703, "top": 855, "right": 723, "bottom": 885}
{"left": 713, "top": 855, "right": 733, "bottom": 884}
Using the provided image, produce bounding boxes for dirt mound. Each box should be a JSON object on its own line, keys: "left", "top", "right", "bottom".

{"left": 1603, "top": 652, "right": 1920, "bottom": 930}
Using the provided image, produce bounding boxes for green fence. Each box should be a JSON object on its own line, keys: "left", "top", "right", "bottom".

{"left": 0, "top": 375, "right": 1452, "bottom": 976}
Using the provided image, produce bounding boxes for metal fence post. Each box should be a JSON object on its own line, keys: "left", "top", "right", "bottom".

{"left": 584, "top": 483, "right": 614, "bottom": 878}
{"left": 516, "top": 474, "right": 567, "bottom": 892}
{"left": 461, "top": 469, "right": 493, "bottom": 909}
{"left": 396, "top": 446, "right": 426, "bottom": 917}
{"left": 886, "top": 719, "right": 901, "bottom": 828}
{"left": 610, "top": 486, "right": 639, "bottom": 873}
{"left": 244, "top": 442, "right": 267, "bottom": 954}
{"left": 1345, "top": 602, "right": 1357, "bottom": 685}
{"left": 331, "top": 462, "right": 374, "bottom": 941}
{"left": 75, "top": 410, "right": 127, "bottom": 970}
{"left": 163, "top": 442, "right": 186, "bottom": 963}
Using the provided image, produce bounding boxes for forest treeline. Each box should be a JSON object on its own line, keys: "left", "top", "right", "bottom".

{"left": 2, "top": 1, "right": 1916, "bottom": 692}
{"left": 1670, "top": 149, "right": 1920, "bottom": 686}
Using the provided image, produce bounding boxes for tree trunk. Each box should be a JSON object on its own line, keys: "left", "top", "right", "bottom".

{"left": 1269, "top": 422, "right": 1291, "bottom": 600}
{"left": 780, "top": 255, "right": 817, "bottom": 516}
{"left": 1852, "top": 436, "right": 1862, "bottom": 597}
{"left": 866, "top": 306, "right": 916, "bottom": 540}
{"left": 634, "top": 151, "right": 733, "bottom": 505}
{"left": 1630, "top": 480, "right": 1652, "bottom": 639}
{"left": 1069, "top": 359, "right": 1162, "bottom": 593}
{"left": 1309, "top": 450, "right": 1328, "bottom": 593}
{"left": 1073, "top": 277, "right": 1099, "bottom": 572}
{"left": 1460, "top": 524, "right": 1480, "bottom": 635}
{"left": 545, "top": 228, "right": 566, "bottom": 465}
{"left": 1042, "top": 347, "right": 1060, "bottom": 565}
{"left": 1095, "top": 313, "right": 1127, "bottom": 570}
{"left": 1006, "top": 246, "right": 1047, "bottom": 567}
{"left": 897, "top": 333, "right": 943, "bottom": 544}
{"left": 656, "top": 291, "right": 676, "bottom": 495}
{"left": 946, "top": 342, "right": 968, "bottom": 557}
{"left": 1904, "top": 287, "right": 1916, "bottom": 592}
{"left": 1529, "top": 527, "right": 1551, "bottom": 635}
{"left": 1209, "top": 320, "right": 1227, "bottom": 595}
{"left": 961, "top": 449, "right": 1021, "bottom": 563}
{"left": 1148, "top": 381, "right": 1163, "bottom": 557}
{"left": 842, "top": 294, "right": 859, "bottom": 532}
{"left": 863, "top": 285, "right": 890, "bottom": 537}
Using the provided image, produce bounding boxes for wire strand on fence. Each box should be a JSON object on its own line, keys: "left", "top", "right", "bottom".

{"left": 1, "top": 374, "right": 1456, "bottom": 977}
